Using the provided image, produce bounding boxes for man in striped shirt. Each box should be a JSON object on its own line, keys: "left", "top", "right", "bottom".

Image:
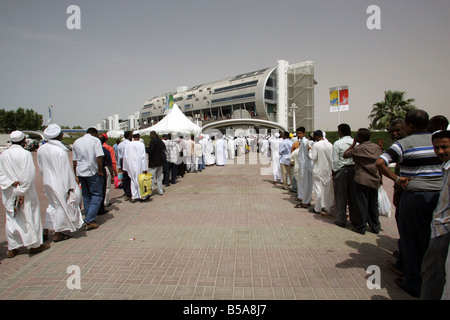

{"left": 376, "top": 109, "right": 443, "bottom": 298}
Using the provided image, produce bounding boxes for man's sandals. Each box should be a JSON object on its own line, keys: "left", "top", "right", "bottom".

{"left": 29, "top": 244, "right": 51, "bottom": 254}
{"left": 53, "top": 233, "right": 72, "bottom": 242}
{"left": 293, "top": 203, "right": 310, "bottom": 209}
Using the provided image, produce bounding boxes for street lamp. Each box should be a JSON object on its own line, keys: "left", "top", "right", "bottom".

{"left": 291, "top": 103, "right": 298, "bottom": 132}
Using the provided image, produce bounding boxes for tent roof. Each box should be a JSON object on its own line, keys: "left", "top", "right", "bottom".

{"left": 106, "top": 130, "right": 125, "bottom": 139}
{"left": 139, "top": 104, "right": 201, "bottom": 135}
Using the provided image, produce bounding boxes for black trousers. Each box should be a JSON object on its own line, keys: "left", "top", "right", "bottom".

{"left": 168, "top": 162, "right": 178, "bottom": 183}
{"left": 163, "top": 160, "right": 169, "bottom": 185}
{"left": 122, "top": 171, "right": 131, "bottom": 198}
{"left": 398, "top": 190, "right": 439, "bottom": 297}
{"left": 421, "top": 232, "right": 450, "bottom": 299}
{"left": 333, "top": 166, "right": 357, "bottom": 224}
{"left": 354, "top": 183, "right": 380, "bottom": 232}
{"left": 98, "top": 168, "right": 107, "bottom": 214}
{"left": 119, "top": 159, "right": 131, "bottom": 198}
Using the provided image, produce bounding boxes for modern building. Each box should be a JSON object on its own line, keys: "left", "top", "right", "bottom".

{"left": 139, "top": 60, "right": 316, "bottom": 134}
{"left": 95, "top": 112, "right": 141, "bottom": 132}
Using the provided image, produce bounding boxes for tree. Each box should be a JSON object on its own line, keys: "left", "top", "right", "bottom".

{"left": 0, "top": 108, "right": 44, "bottom": 132}
{"left": 369, "top": 90, "right": 416, "bottom": 130}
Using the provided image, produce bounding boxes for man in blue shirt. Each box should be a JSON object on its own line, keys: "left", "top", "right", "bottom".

{"left": 279, "top": 131, "right": 293, "bottom": 190}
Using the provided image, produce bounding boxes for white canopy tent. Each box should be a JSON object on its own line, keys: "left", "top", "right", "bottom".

{"left": 106, "top": 130, "right": 125, "bottom": 139}
{"left": 139, "top": 103, "right": 202, "bottom": 136}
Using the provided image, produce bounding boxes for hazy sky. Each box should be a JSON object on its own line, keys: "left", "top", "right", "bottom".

{"left": 1, "top": 0, "right": 449, "bottom": 131}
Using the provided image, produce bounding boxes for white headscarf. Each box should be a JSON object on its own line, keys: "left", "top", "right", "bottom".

{"left": 10, "top": 130, "right": 25, "bottom": 142}
{"left": 44, "top": 124, "right": 62, "bottom": 140}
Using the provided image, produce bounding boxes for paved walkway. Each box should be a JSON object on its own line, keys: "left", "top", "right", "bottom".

{"left": 0, "top": 152, "right": 414, "bottom": 300}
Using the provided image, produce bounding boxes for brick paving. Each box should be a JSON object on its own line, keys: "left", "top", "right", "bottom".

{"left": 0, "top": 151, "right": 415, "bottom": 300}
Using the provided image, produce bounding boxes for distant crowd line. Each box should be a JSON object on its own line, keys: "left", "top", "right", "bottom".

{"left": 0, "top": 110, "right": 449, "bottom": 300}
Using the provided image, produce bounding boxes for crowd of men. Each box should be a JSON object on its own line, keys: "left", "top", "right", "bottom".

{"left": 0, "top": 127, "right": 240, "bottom": 255}
{"left": 261, "top": 110, "right": 449, "bottom": 299}
{"left": 0, "top": 109, "right": 448, "bottom": 300}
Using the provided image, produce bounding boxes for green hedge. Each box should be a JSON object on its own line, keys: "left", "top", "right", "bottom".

{"left": 307, "top": 131, "right": 392, "bottom": 151}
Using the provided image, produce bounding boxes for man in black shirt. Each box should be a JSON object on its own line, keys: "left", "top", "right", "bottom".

{"left": 147, "top": 131, "right": 166, "bottom": 195}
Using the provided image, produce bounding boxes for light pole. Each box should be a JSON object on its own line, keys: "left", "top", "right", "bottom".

{"left": 291, "top": 103, "right": 298, "bottom": 132}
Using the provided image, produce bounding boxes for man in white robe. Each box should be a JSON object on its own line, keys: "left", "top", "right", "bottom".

{"left": 38, "top": 124, "right": 83, "bottom": 242}
{"left": 123, "top": 131, "right": 148, "bottom": 202}
{"left": 227, "top": 137, "right": 235, "bottom": 160}
{"left": 0, "top": 131, "right": 50, "bottom": 258}
{"left": 204, "top": 137, "right": 215, "bottom": 166}
{"left": 294, "top": 130, "right": 313, "bottom": 208}
{"left": 199, "top": 135, "right": 207, "bottom": 170}
{"left": 290, "top": 147, "right": 300, "bottom": 195}
{"left": 261, "top": 137, "right": 271, "bottom": 158}
{"left": 215, "top": 135, "right": 227, "bottom": 166}
{"left": 308, "top": 130, "right": 334, "bottom": 216}
{"left": 118, "top": 131, "right": 132, "bottom": 199}
{"left": 269, "top": 133, "right": 283, "bottom": 184}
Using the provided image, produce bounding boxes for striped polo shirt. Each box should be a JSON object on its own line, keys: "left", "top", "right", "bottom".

{"left": 379, "top": 132, "right": 443, "bottom": 191}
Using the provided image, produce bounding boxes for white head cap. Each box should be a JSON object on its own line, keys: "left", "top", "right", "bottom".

{"left": 44, "top": 124, "right": 62, "bottom": 140}
{"left": 10, "top": 131, "right": 25, "bottom": 143}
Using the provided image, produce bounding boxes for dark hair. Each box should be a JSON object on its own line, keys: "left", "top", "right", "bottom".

{"left": 296, "top": 126, "right": 306, "bottom": 133}
{"left": 86, "top": 127, "right": 98, "bottom": 135}
{"left": 313, "top": 130, "right": 323, "bottom": 138}
{"left": 388, "top": 118, "right": 405, "bottom": 130}
{"left": 99, "top": 134, "right": 106, "bottom": 143}
{"left": 428, "top": 115, "right": 449, "bottom": 133}
{"left": 337, "top": 123, "right": 351, "bottom": 136}
{"left": 432, "top": 130, "right": 450, "bottom": 141}
{"left": 124, "top": 131, "right": 132, "bottom": 139}
{"left": 283, "top": 131, "right": 290, "bottom": 138}
{"left": 356, "top": 128, "right": 371, "bottom": 142}
{"left": 405, "top": 109, "right": 429, "bottom": 131}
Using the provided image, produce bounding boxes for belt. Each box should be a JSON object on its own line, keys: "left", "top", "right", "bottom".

{"left": 336, "top": 165, "right": 354, "bottom": 172}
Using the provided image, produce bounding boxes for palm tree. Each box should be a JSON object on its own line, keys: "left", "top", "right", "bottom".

{"left": 369, "top": 90, "right": 416, "bottom": 130}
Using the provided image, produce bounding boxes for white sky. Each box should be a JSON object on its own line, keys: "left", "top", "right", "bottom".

{"left": 1, "top": 0, "right": 449, "bottom": 131}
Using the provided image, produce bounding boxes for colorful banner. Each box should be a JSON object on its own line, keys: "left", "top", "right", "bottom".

{"left": 329, "top": 86, "right": 349, "bottom": 112}
{"left": 339, "top": 87, "right": 349, "bottom": 111}
{"left": 165, "top": 95, "right": 173, "bottom": 111}
{"left": 164, "top": 95, "right": 174, "bottom": 114}
{"left": 329, "top": 88, "right": 339, "bottom": 112}
{"left": 168, "top": 95, "right": 174, "bottom": 109}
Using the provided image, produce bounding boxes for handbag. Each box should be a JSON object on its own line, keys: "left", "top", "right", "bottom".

{"left": 114, "top": 176, "right": 123, "bottom": 188}
{"left": 378, "top": 186, "right": 392, "bottom": 217}
{"left": 139, "top": 172, "right": 152, "bottom": 198}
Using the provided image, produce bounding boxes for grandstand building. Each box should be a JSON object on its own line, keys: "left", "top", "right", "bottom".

{"left": 139, "top": 60, "right": 316, "bottom": 133}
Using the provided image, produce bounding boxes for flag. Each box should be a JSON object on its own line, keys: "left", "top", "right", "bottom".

{"left": 329, "top": 88, "right": 339, "bottom": 112}
{"left": 164, "top": 95, "right": 174, "bottom": 114}
{"left": 330, "top": 86, "right": 349, "bottom": 112}
{"left": 339, "top": 87, "right": 349, "bottom": 111}
{"left": 48, "top": 106, "right": 53, "bottom": 124}
{"left": 168, "top": 95, "right": 174, "bottom": 109}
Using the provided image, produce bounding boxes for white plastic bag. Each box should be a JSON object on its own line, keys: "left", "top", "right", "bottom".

{"left": 378, "top": 186, "right": 391, "bottom": 217}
